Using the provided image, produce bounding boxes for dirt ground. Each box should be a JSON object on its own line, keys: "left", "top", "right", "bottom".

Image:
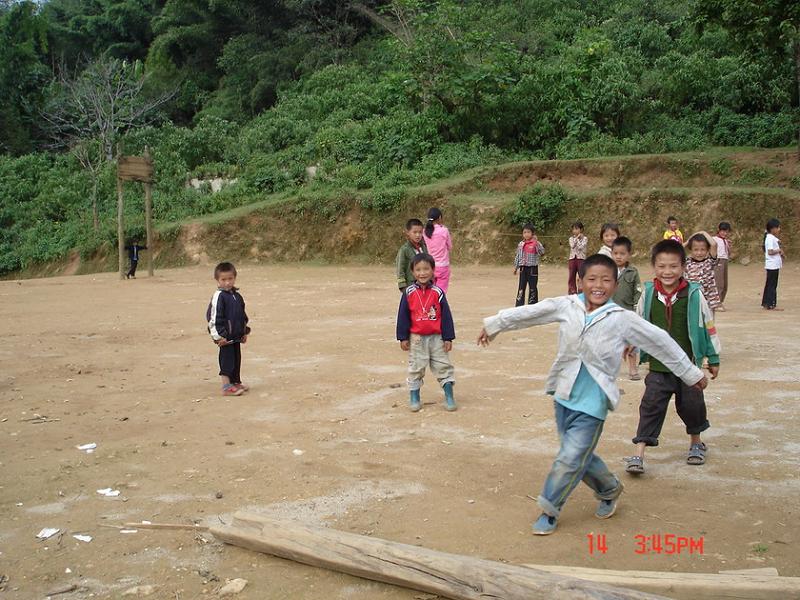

{"left": 2, "top": 262, "right": 799, "bottom": 599}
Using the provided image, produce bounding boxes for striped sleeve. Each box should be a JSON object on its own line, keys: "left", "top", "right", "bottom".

{"left": 207, "top": 290, "right": 226, "bottom": 341}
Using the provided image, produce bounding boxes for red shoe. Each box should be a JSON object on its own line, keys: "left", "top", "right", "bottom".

{"left": 236, "top": 382, "right": 250, "bottom": 392}
{"left": 222, "top": 384, "right": 243, "bottom": 397}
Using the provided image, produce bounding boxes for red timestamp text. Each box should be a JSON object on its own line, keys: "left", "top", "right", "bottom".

{"left": 634, "top": 534, "right": 704, "bottom": 555}
{"left": 587, "top": 533, "right": 704, "bottom": 555}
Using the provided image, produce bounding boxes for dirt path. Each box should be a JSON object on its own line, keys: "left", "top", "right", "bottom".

{"left": 1, "top": 263, "right": 798, "bottom": 599}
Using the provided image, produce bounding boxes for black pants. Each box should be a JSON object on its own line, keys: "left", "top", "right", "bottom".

{"left": 218, "top": 343, "right": 241, "bottom": 384}
{"left": 632, "top": 371, "right": 709, "bottom": 446}
{"left": 761, "top": 269, "right": 779, "bottom": 309}
{"left": 127, "top": 260, "right": 138, "bottom": 278}
{"left": 515, "top": 265, "right": 539, "bottom": 306}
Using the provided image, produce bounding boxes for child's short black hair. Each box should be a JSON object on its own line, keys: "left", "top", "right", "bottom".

{"left": 578, "top": 253, "right": 617, "bottom": 278}
{"left": 651, "top": 239, "right": 685, "bottom": 265}
{"left": 410, "top": 252, "right": 435, "bottom": 270}
{"left": 718, "top": 221, "right": 731, "bottom": 231}
{"left": 687, "top": 233, "right": 710, "bottom": 249}
{"left": 667, "top": 216, "right": 678, "bottom": 223}
{"left": 522, "top": 222, "right": 536, "bottom": 233}
{"left": 571, "top": 221, "right": 584, "bottom": 230}
{"left": 405, "top": 218, "right": 423, "bottom": 230}
{"left": 612, "top": 236, "right": 632, "bottom": 252}
{"left": 214, "top": 262, "right": 237, "bottom": 279}
{"left": 600, "top": 222, "right": 620, "bottom": 239}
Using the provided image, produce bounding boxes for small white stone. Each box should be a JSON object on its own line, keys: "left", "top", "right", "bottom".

{"left": 218, "top": 578, "right": 248, "bottom": 595}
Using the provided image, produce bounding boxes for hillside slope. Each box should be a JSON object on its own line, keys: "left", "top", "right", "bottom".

{"left": 20, "top": 148, "right": 800, "bottom": 278}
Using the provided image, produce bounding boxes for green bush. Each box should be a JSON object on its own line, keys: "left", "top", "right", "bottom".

{"left": 710, "top": 157, "right": 733, "bottom": 177}
{"left": 360, "top": 187, "right": 406, "bottom": 213}
{"left": 507, "top": 183, "right": 571, "bottom": 230}
{"left": 736, "top": 166, "right": 775, "bottom": 185}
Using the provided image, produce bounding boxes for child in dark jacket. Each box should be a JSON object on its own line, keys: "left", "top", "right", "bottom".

{"left": 397, "top": 253, "right": 456, "bottom": 412}
{"left": 125, "top": 240, "right": 147, "bottom": 279}
{"left": 206, "top": 262, "right": 251, "bottom": 397}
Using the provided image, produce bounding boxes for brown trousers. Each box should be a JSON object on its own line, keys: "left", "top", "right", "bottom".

{"left": 714, "top": 258, "right": 729, "bottom": 303}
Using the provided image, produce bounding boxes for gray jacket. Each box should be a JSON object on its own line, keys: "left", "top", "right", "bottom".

{"left": 483, "top": 295, "right": 703, "bottom": 411}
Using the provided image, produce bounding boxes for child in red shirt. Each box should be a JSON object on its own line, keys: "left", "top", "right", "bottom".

{"left": 397, "top": 254, "right": 456, "bottom": 412}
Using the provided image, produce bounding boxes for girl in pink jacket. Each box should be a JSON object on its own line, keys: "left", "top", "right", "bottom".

{"left": 423, "top": 207, "right": 453, "bottom": 293}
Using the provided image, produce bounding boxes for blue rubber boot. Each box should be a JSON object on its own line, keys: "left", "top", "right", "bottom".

{"left": 409, "top": 389, "right": 421, "bottom": 412}
{"left": 443, "top": 382, "right": 456, "bottom": 411}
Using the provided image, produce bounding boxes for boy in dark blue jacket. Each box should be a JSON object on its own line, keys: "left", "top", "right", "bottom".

{"left": 125, "top": 240, "right": 147, "bottom": 279}
{"left": 206, "top": 262, "right": 251, "bottom": 396}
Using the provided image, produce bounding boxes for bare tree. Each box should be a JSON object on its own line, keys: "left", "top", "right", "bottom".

{"left": 42, "top": 57, "right": 174, "bottom": 229}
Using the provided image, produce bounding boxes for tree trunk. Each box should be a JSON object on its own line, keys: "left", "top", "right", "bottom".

{"left": 210, "top": 512, "right": 668, "bottom": 600}
{"left": 91, "top": 177, "right": 98, "bottom": 231}
{"left": 795, "top": 39, "right": 800, "bottom": 158}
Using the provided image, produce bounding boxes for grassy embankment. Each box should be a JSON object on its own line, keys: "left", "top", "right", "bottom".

{"left": 18, "top": 147, "right": 800, "bottom": 278}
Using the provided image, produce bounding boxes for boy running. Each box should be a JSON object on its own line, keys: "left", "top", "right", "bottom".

{"left": 478, "top": 254, "right": 706, "bottom": 535}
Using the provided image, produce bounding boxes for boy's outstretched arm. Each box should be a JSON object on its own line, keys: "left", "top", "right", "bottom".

{"left": 478, "top": 297, "right": 566, "bottom": 346}
{"left": 622, "top": 313, "right": 705, "bottom": 388}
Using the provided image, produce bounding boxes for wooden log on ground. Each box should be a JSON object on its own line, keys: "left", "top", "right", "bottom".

{"left": 524, "top": 564, "right": 800, "bottom": 600}
{"left": 209, "top": 512, "right": 667, "bottom": 600}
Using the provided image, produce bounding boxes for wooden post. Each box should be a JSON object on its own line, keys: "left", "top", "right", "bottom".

{"left": 143, "top": 146, "right": 154, "bottom": 277}
{"left": 210, "top": 512, "right": 667, "bottom": 600}
{"left": 116, "top": 166, "right": 125, "bottom": 280}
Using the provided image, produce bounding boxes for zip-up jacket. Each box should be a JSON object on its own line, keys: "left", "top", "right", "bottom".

{"left": 636, "top": 281, "right": 720, "bottom": 367}
{"left": 206, "top": 287, "right": 251, "bottom": 341}
{"left": 396, "top": 282, "right": 455, "bottom": 341}
{"left": 612, "top": 265, "right": 642, "bottom": 311}
{"left": 125, "top": 244, "right": 146, "bottom": 261}
{"left": 483, "top": 295, "right": 703, "bottom": 411}
{"left": 395, "top": 239, "right": 428, "bottom": 290}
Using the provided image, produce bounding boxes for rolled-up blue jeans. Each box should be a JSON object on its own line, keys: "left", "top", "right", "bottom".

{"left": 537, "top": 402, "right": 622, "bottom": 518}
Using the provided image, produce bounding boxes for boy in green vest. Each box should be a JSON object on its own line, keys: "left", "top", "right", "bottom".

{"left": 396, "top": 218, "right": 427, "bottom": 292}
{"left": 611, "top": 236, "right": 642, "bottom": 380}
{"left": 625, "top": 239, "right": 721, "bottom": 475}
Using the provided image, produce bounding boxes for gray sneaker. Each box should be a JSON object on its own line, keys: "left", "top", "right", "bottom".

{"left": 596, "top": 483, "right": 624, "bottom": 519}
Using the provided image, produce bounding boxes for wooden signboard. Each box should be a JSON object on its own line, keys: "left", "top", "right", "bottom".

{"left": 117, "top": 155, "right": 154, "bottom": 183}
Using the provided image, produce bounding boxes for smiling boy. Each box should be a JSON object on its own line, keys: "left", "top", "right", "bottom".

{"left": 477, "top": 254, "right": 706, "bottom": 535}
{"left": 397, "top": 253, "right": 456, "bottom": 412}
{"left": 626, "top": 240, "right": 721, "bottom": 474}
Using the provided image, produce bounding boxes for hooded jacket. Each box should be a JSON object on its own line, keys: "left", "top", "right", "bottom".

{"left": 483, "top": 295, "right": 703, "bottom": 411}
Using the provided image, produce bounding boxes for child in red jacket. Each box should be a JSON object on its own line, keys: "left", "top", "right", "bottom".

{"left": 397, "top": 254, "right": 456, "bottom": 412}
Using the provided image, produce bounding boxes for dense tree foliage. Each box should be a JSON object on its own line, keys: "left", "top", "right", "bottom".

{"left": 0, "top": 0, "right": 797, "bottom": 273}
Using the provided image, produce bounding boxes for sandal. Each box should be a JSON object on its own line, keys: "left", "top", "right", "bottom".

{"left": 687, "top": 443, "right": 707, "bottom": 465}
{"left": 625, "top": 456, "right": 644, "bottom": 474}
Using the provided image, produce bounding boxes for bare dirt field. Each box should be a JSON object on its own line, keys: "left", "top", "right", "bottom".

{"left": 2, "top": 262, "right": 798, "bottom": 599}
